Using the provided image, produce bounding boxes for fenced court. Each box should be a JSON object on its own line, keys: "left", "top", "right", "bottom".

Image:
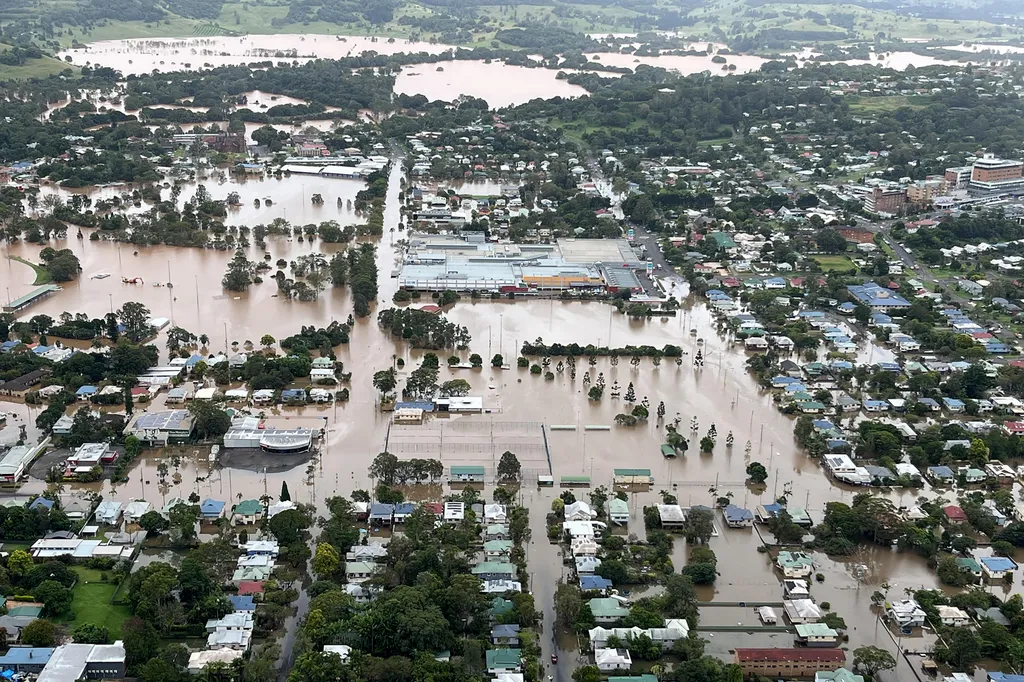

{"left": 385, "top": 420, "right": 551, "bottom": 481}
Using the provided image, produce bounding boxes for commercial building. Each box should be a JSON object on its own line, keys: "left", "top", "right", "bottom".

{"left": 0, "top": 442, "right": 46, "bottom": 482}
{"left": 846, "top": 283, "right": 911, "bottom": 312}
{"left": 864, "top": 187, "right": 906, "bottom": 215}
{"left": 2, "top": 284, "right": 61, "bottom": 314}
{"left": 36, "top": 641, "right": 126, "bottom": 682}
{"left": 125, "top": 410, "right": 195, "bottom": 445}
{"left": 968, "top": 155, "right": 1024, "bottom": 197}
{"left": 734, "top": 648, "right": 845, "bottom": 677}
{"left": 223, "top": 428, "right": 315, "bottom": 453}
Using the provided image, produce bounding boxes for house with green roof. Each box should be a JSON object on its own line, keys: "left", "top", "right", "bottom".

{"left": 776, "top": 551, "right": 815, "bottom": 579}
{"left": 489, "top": 597, "right": 514, "bottom": 618}
{"left": 485, "top": 649, "right": 521, "bottom": 674}
{"left": 472, "top": 562, "right": 516, "bottom": 580}
{"left": 710, "top": 232, "right": 736, "bottom": 249}
{"left": 814, "top": 669, "right": 863, "bottom": 682}
{"left": 484, "top": 540, "right": 513, "bottom": 558}
{"left": 232, "top": 499, "right": 263, "bottom": 524}
{"left": 795, "top": 622, "right": 838, "bottom": 647}
{"left": 608, "top": 498, "right": 629, "bottom": 525}
{"left": 451, "top": 465, "right": 485, "bottom": 482}
{"left": 956, "top": 556, "right": 982, "bottom": 579}
{"left": 589, "top": 598, "right": 629, "bottom": 623}
{"left": 609, "top": 676, "right": 658, "bottom": 682}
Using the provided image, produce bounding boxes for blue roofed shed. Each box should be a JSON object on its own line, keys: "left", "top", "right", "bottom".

{"left": 228, "top": 595, "right": 256, "bottom": 611}
{"left": 0, "top": 647, "right": 54, "bottom": 672}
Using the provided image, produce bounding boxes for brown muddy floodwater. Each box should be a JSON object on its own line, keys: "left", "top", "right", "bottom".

{"left": 393, "top": 62, "right": 588, "bottom": 108}
{"left": 57, "top": 35, "right": 451, "bottom": 75}
{"left": 0, "top": 163, "right": 1015, "bottom": 682}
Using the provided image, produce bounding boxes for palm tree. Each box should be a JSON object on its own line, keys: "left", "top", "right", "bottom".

{"left": 199, "top": 334, "right": 209, "bottom": 348}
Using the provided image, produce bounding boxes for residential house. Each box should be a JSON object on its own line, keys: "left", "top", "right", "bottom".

{"left": 944, "top": 505, "right": 968, "bottom": 524}
{"left": 200, "top": 499, "right": 226, "bottom": 521}
{"left": 794, "top": 623, "right": 839, "bottom": 647}
{"left": 345, "top": 561, "right": 378, "bottom": 583}
{"left": 657, "top": 504, "right": 686, "bottom": 528}
{"left": 579, "top": 576, "right": 613, "bottom": 593}
{"left": 783, "top": 599, "right": 823, "bottom": 624}
{"left": 565, "top": 501, "right": 597, "bottom": 521}
{"left": 484, "top": 504, "right": 508, "bottom": 524}
{"left": 608, "top": 499, "right": 629, "bottom": 525}
{"left": 981, "top": 556, "right": 1018, "bottom": 581}
{"left": 776, "top": 551, "right": 815, "bottom": 579}
{"left": 594, "top": 649, "right": 632, "bottom": 673}
{"left": 937, "top": 605, "right": 971, "bottom": 627}
{"left": 443, "top": 501, "right": 465, "bottom": 523}
{"left": 232, "top": 500, "right": 263, "bottom": 525}
{"left": 485, "top": 649, "right": 521, "bottom": 674}
{"left": 957, "top": 557, "right": 983, "bottom": 580}
{"left": 491, "top": 625, "right": 521, "bottom": 646}
{"left": 471, "top": 562, "right": 516, "bottom": 581}
{"left": 589, "top": 598, "right": 629, "bottom": 624}
{"left": 887, "top": 599, "right": 926, "bottom": 628}
{"left": 94, "top": 500, "right": 123, "bottom": 525}
{"left": 122, "top": 500, "right": 153, "bottom": 524}
{"left": 369, "top": 503, "right": 395, "bottom": 526}
{"left": 723, "top": 505, "right": 753, "bottom": 528}
{"left": 815, "top": 670, "right": 864, "bottom": 682}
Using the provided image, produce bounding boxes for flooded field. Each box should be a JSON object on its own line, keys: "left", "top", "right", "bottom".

{"left": 57, "top": 34, "right": 451, "bottom": 74}
{"left": 394, "top": 61, "right": 589, "bottom": 108}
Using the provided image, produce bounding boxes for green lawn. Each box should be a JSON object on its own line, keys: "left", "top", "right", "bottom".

{"left": 9, "top": 256, "right": 52, "bottom": 285}
{"left": 65, "top": 568, "right": 131, "bottom": 634}
{"left": 847, "top": 95, "right": 931, "bottom": 114}
{"left": 813, "top": 254, "right": 856, "bottom": 271}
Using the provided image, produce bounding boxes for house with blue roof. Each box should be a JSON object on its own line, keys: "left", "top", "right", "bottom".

{"left": 981, "top": 556, "right": 1017, "bottom": 580}
{"left": 990, "top": 673, "right": 1024, "bottom": 682}
{"left": 723, "top": 505, "right": 753, "bottom": 528}
{"left": 943, "top": 398, "right": 966, "bottom": 413}
{"left": 186, "top": 354, "right": 204, "bottom": 368}
{"left": 0, "top": 340, "right": 20, "bottom": 353}
{"left": 826, "top": 439, "right": 851, "bottom": 453}
{"left": 918, "top": 397, "right": 941, "bottom": 412}
{"left": 579, "top": 575, "right": 613, "bottom": 592}
{"left": 29, "top": 497, "right": 54, "bottom": 511}
{"left": 870, "top": 312, "right": 893, "bottom": 326}
{"left": 837, "top": 302, "right": 856, "bottom": 315}
{"left": 0, "top": 647, "right": 54, "bottom": 672}
{"left": 811, "top": 419, "right": 836, "bottom": 432}
{"left": 847, "top": 282, "right": 911, "bottom": 312}
{"left": 200, "top": 499, "right": 226, "bottom": 520}
{"left": 369, "top": 503, "right": 395, "bottom": 526}
{"left": 228, "top": 595, "right": 256, "bottom": 611}
{"left": 281, "top": 389, "right": 306, "bottom": 404}
{"left": 862, "top": 399, "right": 889, "bottom": 413}
{"left": 763, "top": 277, "right": 787, "bottom": 289}
{"left": 927, "top": 466, "right": 955, "bottom": 484}
{"left": 76, "top": 385, "right": 98, "bottom": 399}
{"left": 771, "top": 376, "right": 798, "bottom": 388}
{"left": 393, "top": 502, "right": 417, "bottom": 523}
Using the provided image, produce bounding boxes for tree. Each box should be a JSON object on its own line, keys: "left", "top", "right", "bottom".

{"left": 268, "top": 509, "right": 310, "bottom": 546}
{"left": 491, "top": 354, "right": 503, "bottom": 367}
{"left": 663, "top": 574, "right": 699, "bottom": 626}
{"left": 935, "top": 628, "right": 983, "bottom": 670}
{"left": 123, "top": 617, "right": 160, "bottom": 668}
{"left": 497, "top": 451, "right": 521, "bottom": 482}
{"left": 118, "top": 302, "right": 152, "bottom": 342}
{"left": 372, "top": 368, "right": 397, "bottom": 398}
{"left": 222, "top": 248, "right": 256, "bottom": 291}
{"left": 261, "top": 334, "right": 276, "bottom": 348}
{"left": 554, "top": 582, "right": 582, "bottom": 628}
{"left": 34, "top": 580, "right": 72, "bottom": 615}
{"left": 178, "top": 556, "right": 216, "bottom": 605}
{"left": 746, "top": 461, "right": 768, "bottom": 484}
{"left": 21, "top": 619, "right": 57, "bottom": 646}
{"left": 312, "top": 543, "right": 340, "bottom": 579}
{"left": 681, "top": 563, "right": 716, "bottom": 585}
{"left": 440, "top": 379, "right": 471, "bottom": 397}
{"left": 815, "top": 228, "right": 847, "bottom": 253}
{"left": 853, "top": 645, "right": 896, "bottom": 676}
{"left": 8, "top": 548, "right": 33, "bottom": 577}
{"left": 168, "top": 504, "right": 201, "bottom": 544}
{"left": 683, "top": 507, "right": 715, "bottom": 544}
{"left": 138, "top": 510, "right": 169, "bottom": 534}
{"left": 186, "top": 401, "right": 231, "bottom": 440}
{"left": 469, "top": 353, "right": 483, "bottom": 367}
{"left": 280, "top": 482, "right": 291, "bottom": 502}
{"left": 72, "top": 623, "right": 110, "bottom": 644}
{"left": 369, "top": 452, "right": 399, "bottom": 485}
{"left": 572, "top": 667, "right": 600, "bottom": 682}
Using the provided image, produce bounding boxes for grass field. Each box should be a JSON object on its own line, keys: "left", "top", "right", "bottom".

{"left": 9, "top": 256, "right": 52, "bottom": 285}
{"left": 65, "top": 567, "right": 131, "bottom": 634}
{"left": 813, "top": 254, "right": 856, "bottom": 271}
{"left": 847, "top": 95, "right": 932, "bottom": 114}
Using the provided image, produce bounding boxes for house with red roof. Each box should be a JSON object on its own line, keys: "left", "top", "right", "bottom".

{"left": 944, "top": 505, "right": 968, "bottom": 524}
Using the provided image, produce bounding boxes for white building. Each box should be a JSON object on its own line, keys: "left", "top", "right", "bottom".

{"left": 887, "top": 599, "right": 926, "bottom": 628}
{"left": 594, "top": 649, "right": 632, "bottom": 672}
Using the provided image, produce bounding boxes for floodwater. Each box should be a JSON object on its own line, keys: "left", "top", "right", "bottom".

{"left": 57, "top": 34, "right": 451, "bottom": 75}
{"left": 586, "top": 51, "right": 768, "bottom": 76}
{"left": 1, "top": 166, "right": 1017, "bottom": 680}
{"left": 394, "top": 61, "right": 589, "bottom": 108}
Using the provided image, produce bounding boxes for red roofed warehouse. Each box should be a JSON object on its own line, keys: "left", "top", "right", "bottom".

{"left": 735, "top": 648, "right": 845, "bottom": 677}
